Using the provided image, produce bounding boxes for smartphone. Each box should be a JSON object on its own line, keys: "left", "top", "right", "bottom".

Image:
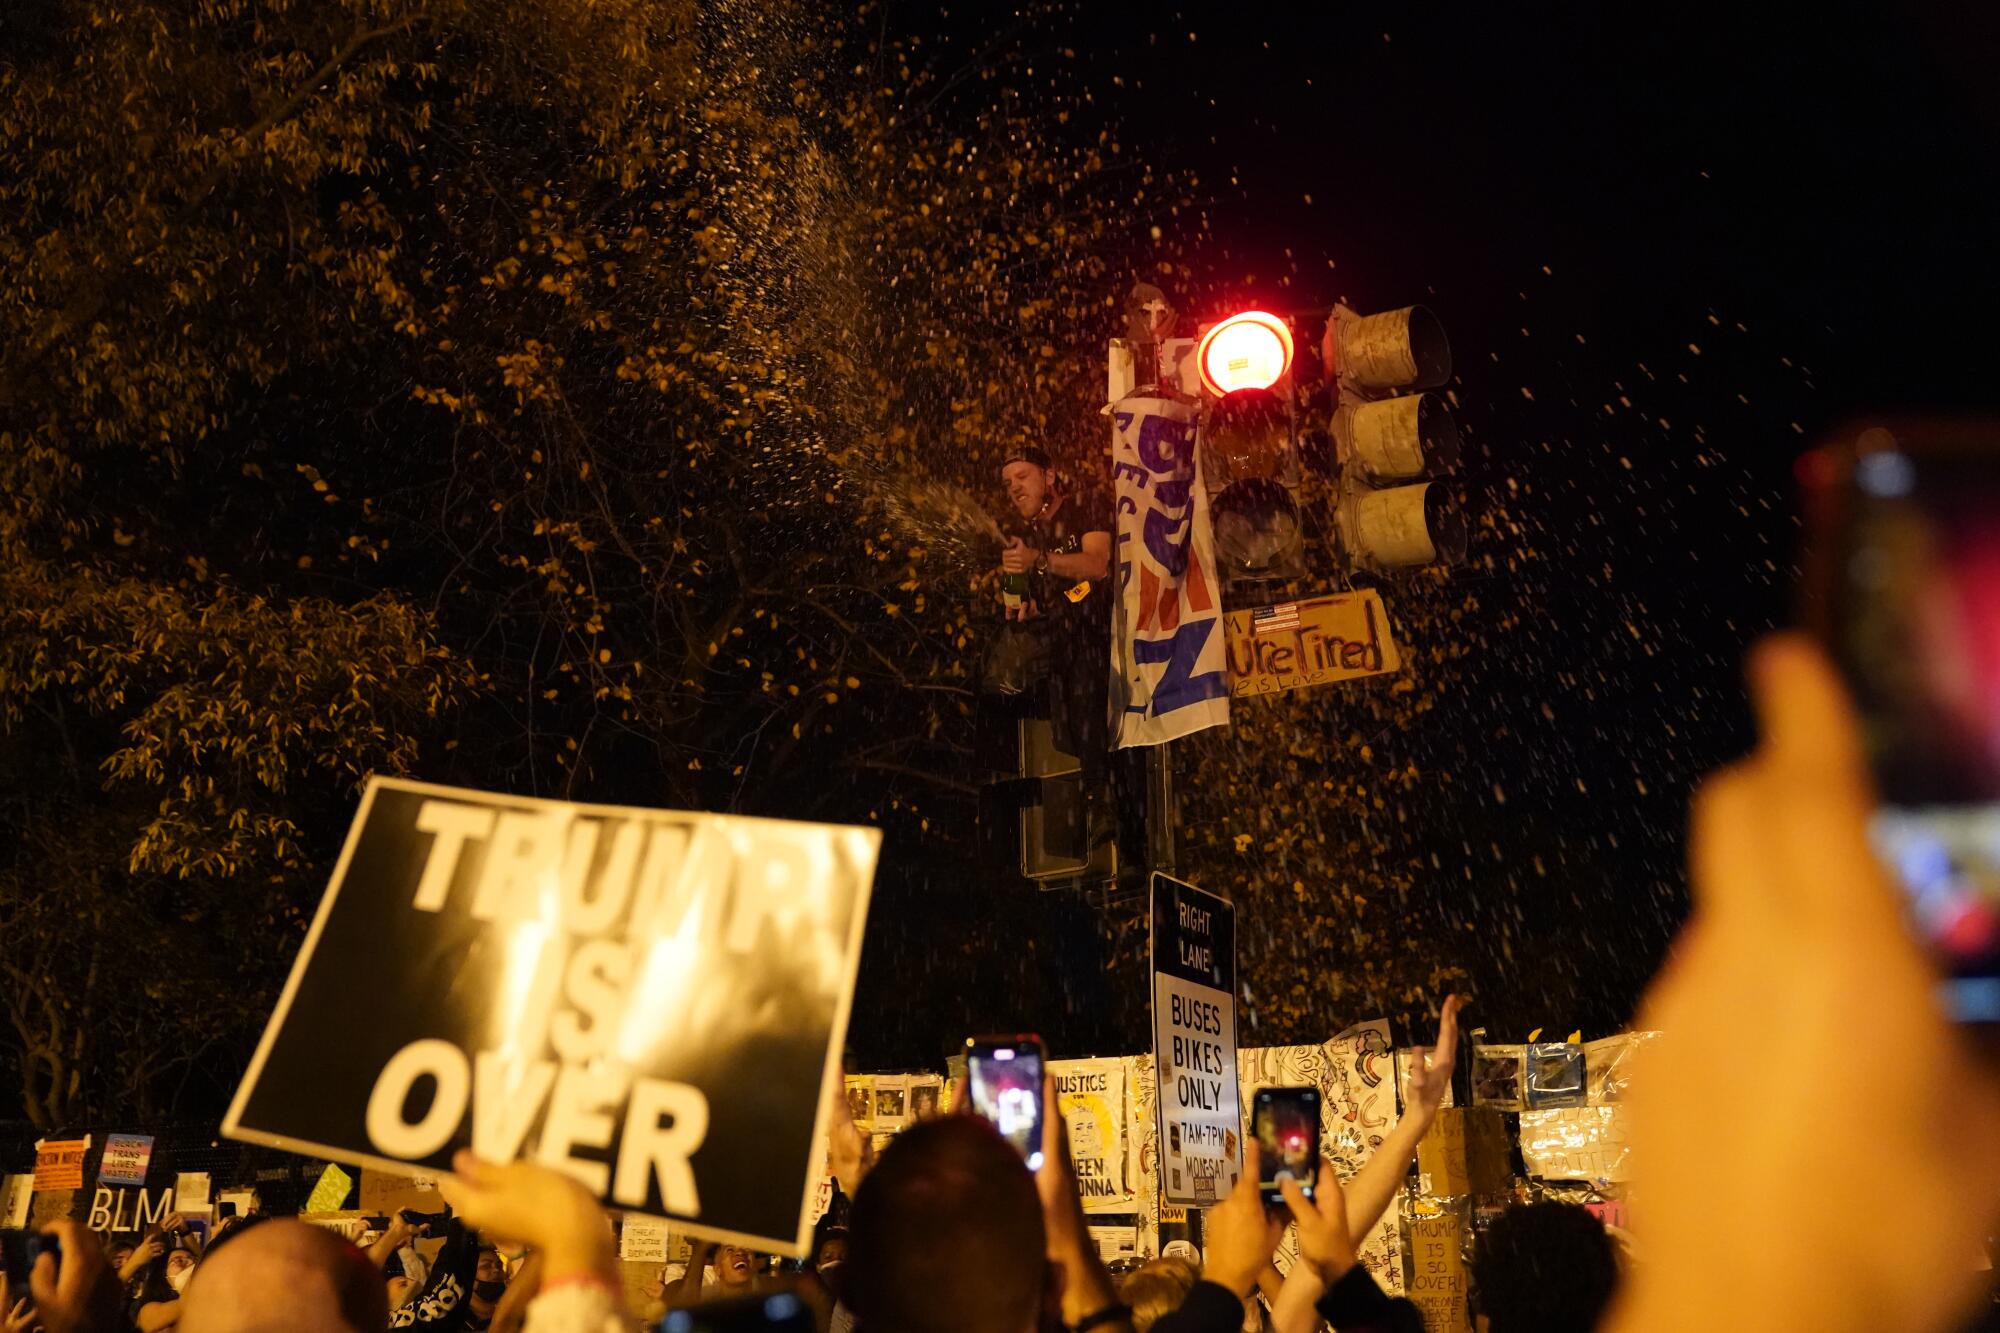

{"left": 1252, "top": 1086, "right": 1320, "bottom": 1206}
{"left": 661, "top": 1293, "right": 813, "bottom": 1332}
{"left": 217, "top": 1202, "right": 239, "bottom": 1220}
{"left": 1803, "top": 421, "right": 2000, "bottom": 1023}
{"left": 964, "top": 1034, "right": 1046, "bottom": 1170}
{"left": 1, "top": 1229, "right": 60, "bottom": 1287}
{"left": 398, "top": 1207, "right": 451, "bottom": 1234}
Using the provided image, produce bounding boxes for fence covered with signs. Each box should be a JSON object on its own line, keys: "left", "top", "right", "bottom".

{"left": 827, "top": 1030, "right": 1411, "bottom": 1296}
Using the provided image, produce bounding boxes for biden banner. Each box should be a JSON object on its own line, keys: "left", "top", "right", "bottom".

{"left": 1111, "top": 394, "right": 1230, "bottom": 746}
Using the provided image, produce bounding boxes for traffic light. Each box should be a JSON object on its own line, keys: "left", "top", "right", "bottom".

{"left": 1194, "top": 309, "right": 1293, "bottom": 396}
{"left": 1321, "top": 304, "right": 1467, "bottom": 570}
{"left": 1014, "top": 719, "right": 1115, "bottom": 883}
{"left": 1192, "top": 311, "right": 1305, "bottom": 580}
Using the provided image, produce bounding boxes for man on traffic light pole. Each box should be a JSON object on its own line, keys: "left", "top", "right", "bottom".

{"left": 996, "top": 446, "right": 1114, "bottom": 779}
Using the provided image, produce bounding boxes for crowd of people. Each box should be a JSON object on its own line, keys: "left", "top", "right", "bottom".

{"left": 4, "top": 647, "right": 1997, "bottom": 1332}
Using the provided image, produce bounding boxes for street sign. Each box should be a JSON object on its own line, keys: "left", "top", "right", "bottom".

{"left": 1149, "top": 872, "right": 1240, "bottom": 1206}
{"left": 1223, "top": 588, "right": 1402, "bottom": 699}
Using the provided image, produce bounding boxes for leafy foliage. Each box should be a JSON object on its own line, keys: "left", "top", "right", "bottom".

{"left": 0, "top": 0, "right": 1480, "bottom": 1121}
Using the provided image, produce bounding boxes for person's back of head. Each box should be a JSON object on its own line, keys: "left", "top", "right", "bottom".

{"left": 845, "top": 1115, "right": 1048, "bottom": 1333}
{"left": 179, "top": 1218, "right": 389, "bottom": 1333}
{"left": 1118, "top": 1256, "right": 1199, "bottom": 1333}
{"left": 1471, "top": 1202, "right": 1620, "bottom": 1333}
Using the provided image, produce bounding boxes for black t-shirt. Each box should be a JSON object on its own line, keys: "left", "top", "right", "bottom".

{"left": 389, "top": 1221, "right": 483, "bottom": 1333}
{"left": 128, "top": 1284, "right": 177, "bottom": 1327}
{"left": 1029, "top": 488, "right": 1113, "bottom": 631}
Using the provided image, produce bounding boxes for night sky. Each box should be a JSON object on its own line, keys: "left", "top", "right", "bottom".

{"left": 848, "top": 1, "right": 2000, "bottom": 1063}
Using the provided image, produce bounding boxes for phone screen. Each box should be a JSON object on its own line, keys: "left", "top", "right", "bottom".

{"left": 966, "top": 1036, "right": 1045, "bottom": 1170}
{"left": 660, "top": 1292, "right": 814, "bottom": 1333}
{"left": 1809, "top": 427, "right": 2000, "bottom": 1022}
{"left": 0, "top": 1229, "right": 57, "bottom": 1287}
{"left": 1253, "top": 1087, "right": 1319, "bottom": 1205}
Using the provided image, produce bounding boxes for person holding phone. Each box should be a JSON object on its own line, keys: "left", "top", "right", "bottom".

{"left": 129, "top": 1224, "right": 197, "bottom": 1333}
{"left": 1604, "top": 636, "right": 2000, "bottom": 1333}
{"left": 386, "top": 1216, "right": 491, "bottom": 1333}
{"left": 663, "top": 1241, "right": 775, "bottom": 1309}
{"left": 1265, "top": 996, "right": 1461, "bottom": 1333}
{"left": 118, "top": 1232, "right": 166, "bottom": 1285}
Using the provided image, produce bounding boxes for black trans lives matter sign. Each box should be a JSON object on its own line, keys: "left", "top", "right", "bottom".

{"left": 1149, "top": 872, "right": 1240, "bottom": 1207}
{"left": 224, "top": 778, "right": 879, "bottom": 1255}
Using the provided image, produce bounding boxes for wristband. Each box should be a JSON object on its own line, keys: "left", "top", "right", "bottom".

{"left": 1073, "top": 1303, "right": 1132, "bottom": 1332}
{"left": 539, "top": 1270, "right": 618, "bottom": 1296}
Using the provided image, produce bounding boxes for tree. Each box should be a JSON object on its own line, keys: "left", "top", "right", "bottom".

{"left": 0, "top": 0, "right": 1179, "bottom": 1119}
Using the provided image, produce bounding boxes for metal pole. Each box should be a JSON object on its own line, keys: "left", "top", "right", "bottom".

{"left": 1148, "top": 743, "right": 1176, "bottom": 875}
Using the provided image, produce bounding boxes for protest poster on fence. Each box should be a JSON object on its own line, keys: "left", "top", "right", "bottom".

{"left": 1050, "top": 1057, "right": 1132, "bottom": 1214}
{"left": 97, "top": 1134, "right": 154, "bottom": 1188}
{"left": 2, "top": 1175, "right": 31, "bottom": 1228}
{"left": 1406, "top": 1208, "right": 1470, "bottom": 1333}
{"left": 33, "top": 1138, "right": 88, "bottom": 1192}
{"left": 224, "top": 777, "right": 880, "bottom": 1255}
{"left": 1518, "top": 1105, "right": 1634, "bottom": 1183}
{"left": 1150, "top": 873, "right": 1240, "bottom": 1206}
{"left": 618, "top": 1214, "right": 670, "bottom": 1263}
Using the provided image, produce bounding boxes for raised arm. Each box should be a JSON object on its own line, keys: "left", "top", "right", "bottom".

{"left": 367, "top": 1217, "right": 419, "bottom": 1271}
{"left": 438, "top": 1152, "right": 620, "bottom": 1312}
{"left": 1340, "top": 994, "right": 1461, "bottom": 1239}
{"left": 662, "top": 1240, "right": 716, "bottom": 1306}
{"left": 1033, "top": 1072, "right": 1126, "bottom": 1330}
{"left": 1272, "top": 994, "right": 1461, "bottom": 1333}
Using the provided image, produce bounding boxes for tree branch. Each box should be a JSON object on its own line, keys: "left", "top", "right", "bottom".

{"left": 842, "top": 757, "right": 979, "bottom": 796}
{"left": 3, "top": 11, "right": 426, "bottom": 401}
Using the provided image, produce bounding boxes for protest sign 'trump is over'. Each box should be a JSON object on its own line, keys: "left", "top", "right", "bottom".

{"left": 225, "top": 778, "right": 878, "bottom": 1254}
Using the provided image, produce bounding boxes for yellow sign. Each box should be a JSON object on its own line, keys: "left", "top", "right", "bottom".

{"left": 305, "top": 1163, "right": 354, "bottom": 1214}
{"left": 1223, "top": 589, "right": 1401, "bottom": 698}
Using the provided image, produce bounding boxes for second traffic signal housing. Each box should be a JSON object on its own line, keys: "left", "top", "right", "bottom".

{"left": 1322, "top": 304, "right": 1468, "bottom": 571}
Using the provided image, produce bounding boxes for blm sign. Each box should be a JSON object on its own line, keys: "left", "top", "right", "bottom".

{"left": 1149, "top": 873, "right": 1240, "bottom": 1206}
{"left": 224, "top": 778, "right": 878, "bottom": 1255}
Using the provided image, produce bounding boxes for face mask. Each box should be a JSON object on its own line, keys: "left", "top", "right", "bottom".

{"left": 474, "top": 1279, "right": 507, "bottom": 1303}
{"left": 168, "top": 1267, "right": 194, "bottom": 1294}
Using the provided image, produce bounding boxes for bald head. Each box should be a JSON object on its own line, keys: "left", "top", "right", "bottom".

{"left": 846, "top": 1116, "right": 1049, "bottom": 1333}
{"left": 181, "top": 1220, "right": 388, "bottom": 1333}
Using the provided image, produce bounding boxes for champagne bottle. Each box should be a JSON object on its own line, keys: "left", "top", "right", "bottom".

{"left": 1001, "top": 519, "right": 1032, "bottom": 613}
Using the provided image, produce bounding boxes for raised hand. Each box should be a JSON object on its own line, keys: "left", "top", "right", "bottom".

{"left": 1201, "top": 1141, "right": 1286, "bottom": 1300}
{"left": 29, "top": 1221, "right": 124, "bottom": 1333}
{"left": 827, "top": 1069, "right": 876, "bottom": 1198}
{"left": 1609, "top": 637, "right": 2000, "bottom": 1333}
{"left": 438, "top": 1151, "right": 615, "bottom": 1290}
{"left": 1403, "top": 994, "right": 1462, "bottom": 1127}
{"left": 2, "top": 1273, "right": 35, "bottom": 1333}
{"left": 1280, "top": 1160, "right": 1357, "bottom": 1287}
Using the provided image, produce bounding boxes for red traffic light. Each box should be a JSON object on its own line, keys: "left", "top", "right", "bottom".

{"left": 1196, "top": 311, "right": 1294, "bottom": 397}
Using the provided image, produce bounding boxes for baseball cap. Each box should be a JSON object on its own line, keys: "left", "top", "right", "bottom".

{"left": 1000, "top": 445, "right": 1052, "bottom": 472}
